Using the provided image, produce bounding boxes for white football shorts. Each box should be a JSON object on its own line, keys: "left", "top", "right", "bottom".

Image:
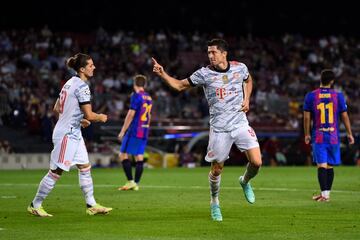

{"left": 50, "top": 135, "right": 89, "bottom": 171}
{"left": 205, "top": 125, "right": 260, "bottom": 163}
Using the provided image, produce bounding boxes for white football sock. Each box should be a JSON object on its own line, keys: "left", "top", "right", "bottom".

{"left": 209, "top": 172, "right": 221, "bottom": 205}
{"left": 79, "top": 166, "right": 96, "bottom": 207}
{"left": 32, "top": 170, "right": 60, "bottom": 208}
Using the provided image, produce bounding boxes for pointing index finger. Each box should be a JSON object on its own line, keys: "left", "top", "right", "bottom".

{"left": 151, "top": 57, "right": 158, "bottom": 65}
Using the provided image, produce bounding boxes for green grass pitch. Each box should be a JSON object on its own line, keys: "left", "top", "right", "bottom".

{"left": 0, "top": 167, "right": 359, "bottom": 240}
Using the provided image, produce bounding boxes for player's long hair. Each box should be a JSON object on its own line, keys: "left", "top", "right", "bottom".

{"left": 66, "top": 53, "right": 91, "bottom": 72}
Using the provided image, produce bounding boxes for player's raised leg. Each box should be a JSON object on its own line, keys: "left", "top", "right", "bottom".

{"left": 239, "top": 147, "right": 262, "bottom": 204}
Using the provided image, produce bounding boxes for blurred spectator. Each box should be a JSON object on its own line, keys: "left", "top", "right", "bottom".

{"left": 262, "top": 137, "right": 286, "bottom": 166}
{"left": 108, "top": 153, "right": 121, "bottom": 168}
{"left": 354, "top": 147, "right": 360, "bottom": 166}
{"left": 1, "top": 28, "right": 359, "bottom": 128}
{"left": 298, "top": 136, "right": 313, "bottom": 166}
{"left": 179, "top": 145, "right": 195, "bottom": 168}
{"left": 92, "top": 158, "right": 104, "bottom": 168}
{"left": 0, "top": 140, "right": 13, "bottom": 153}
{"left": 0, "top": 87, "right": 11, "bottom": 125}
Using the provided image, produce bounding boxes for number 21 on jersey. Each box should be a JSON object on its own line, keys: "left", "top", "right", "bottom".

{"left": 317, "top": 102, "right": 333, "bottom": 124}
{"left": 140, "top": 103, "right": 152, "bottom": 127}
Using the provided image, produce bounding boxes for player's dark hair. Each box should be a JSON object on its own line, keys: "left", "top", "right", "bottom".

{"left": 320, "top": 69, "right": 335, "bottom": 86}
{"left": 134, "top": 74, "right": 147, "bottom": 87}
{"left": 207, "top": 39, "right": 229, "bottom": 52}
{"left": 66, "top": 53, "right": 91, "bottom": 72}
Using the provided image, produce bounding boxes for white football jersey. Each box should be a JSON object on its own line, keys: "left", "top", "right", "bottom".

{"left": 52, "top": 76, "right": 91, "bottom": 140}
{"left": 189, "top": 61, "right": 249, "bottom": 132}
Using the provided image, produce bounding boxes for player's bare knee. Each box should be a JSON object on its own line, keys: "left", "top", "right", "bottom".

{"left": 211, "top": 164, "right": 223, "bottom": 176}
{"left": 250, "top": 160, "right": 262, "bottom": 169}
{"left": 120, "top": 153, "right": 128, "bottom": 161}
{"left": 253, "top": 160, "right": 262, "bottom": 168}
{"left": 135, "top": 155, "right": 144, "bottom": 162}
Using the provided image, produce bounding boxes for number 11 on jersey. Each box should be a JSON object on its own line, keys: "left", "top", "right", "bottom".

{"left": 317, "top": 102, "right": 333, "bottom": 124}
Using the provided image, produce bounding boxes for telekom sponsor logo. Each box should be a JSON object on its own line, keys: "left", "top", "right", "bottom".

{"left": 216, "top": 88, "right": 227, "bottom": 100}
{"left": 216, "top": 88, "right": 239, "bottom": 100}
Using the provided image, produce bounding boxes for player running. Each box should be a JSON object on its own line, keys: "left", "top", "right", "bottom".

{"left": 152, "top": 39, "right": 262, "bottom": 221}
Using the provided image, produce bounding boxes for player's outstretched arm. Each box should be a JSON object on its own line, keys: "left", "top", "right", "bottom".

{"left": 81, "top": 104, "right": 107, "bottom": 123}
{"left": 341, "top": 111, "right": 354, "bottom": 144}
{"left": 152, "top": 57, "right": 191, "bottom": 92}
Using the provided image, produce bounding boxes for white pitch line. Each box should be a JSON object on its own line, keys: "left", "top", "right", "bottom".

{"left": 1, "top": 196, "right": 16, "bottom": 199}
{"left": 0, "top": 183, "right": 358, "bottom": 194}
{"left": 139, "top": 185, "right": 360, "bottom": 194}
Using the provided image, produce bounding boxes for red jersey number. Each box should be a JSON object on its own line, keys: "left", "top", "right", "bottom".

{"left": 59, "top": 90, "right": 67, "bottom": 114}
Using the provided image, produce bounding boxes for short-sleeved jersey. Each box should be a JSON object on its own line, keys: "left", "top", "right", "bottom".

{"left": 303, "top": 88, "right": 347, "bottom": 144}
{"left": 53, "top": 76, "right": 91, "bottom": 140}
{"left": 188, "top": 61, "right": 249, "bottom": 132}
{"left": 126, "top": 91, "right": 152, "bottom": 139}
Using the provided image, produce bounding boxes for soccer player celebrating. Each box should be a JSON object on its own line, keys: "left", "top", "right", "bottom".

{"left": 27, "top": 53, "right": 112, "bottom": 217}
{"left": 152, "top": 39, "right": 262, "bottom": 221}
{"left": 303, "top": 69, "right": 354, "bottom": 202}
{"left": 117, "top": 75, "right": 152, "bottom": 191}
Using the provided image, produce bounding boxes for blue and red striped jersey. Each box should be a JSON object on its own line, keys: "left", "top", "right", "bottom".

{"left": 303, "top": 88, "right": 347, "bottom": 144}
{"left": 127, "top": 91, "right": 152, "bottom": 139}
